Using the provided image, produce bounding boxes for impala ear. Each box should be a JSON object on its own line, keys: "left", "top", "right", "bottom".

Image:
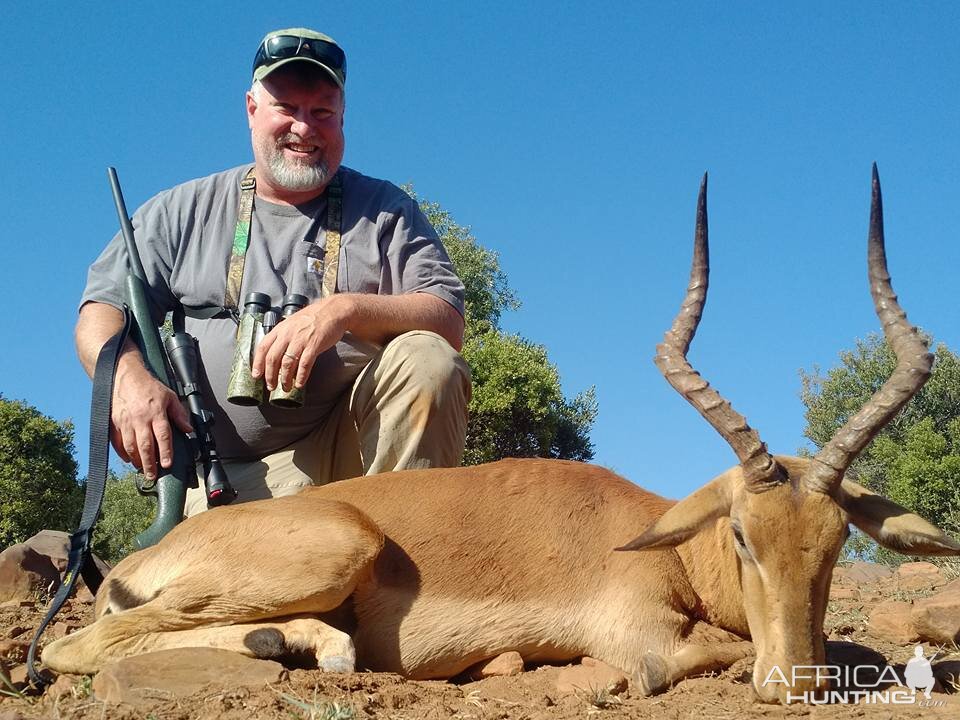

{"left": 616, "top": 472, "right": 734, "bottom": 551}
{"left": 837, "top": 479, "right": 960, "bottom": 556}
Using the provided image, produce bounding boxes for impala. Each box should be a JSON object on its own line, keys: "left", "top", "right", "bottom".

{"left": 43, "top": 167, "right": 959, "bottom": 704}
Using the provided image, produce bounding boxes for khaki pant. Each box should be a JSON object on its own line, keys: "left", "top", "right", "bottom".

{"left": 185, "top": 330, "right": 471, "bottom": 517}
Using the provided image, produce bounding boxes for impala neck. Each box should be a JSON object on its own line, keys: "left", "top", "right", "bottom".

{"left": 676, "top": 518, "right": 750, "bottom": 638}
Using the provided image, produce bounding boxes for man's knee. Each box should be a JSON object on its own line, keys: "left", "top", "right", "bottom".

{"left": 379, "top": 330, "right": 471, "bottom": 400}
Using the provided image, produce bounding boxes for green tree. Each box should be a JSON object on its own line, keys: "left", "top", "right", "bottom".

{"left": 800, "top": 335, "right": 960, "bottom": 561}
{"left": 0, "top": 396, "right": 83, "bottom": 548}
{"left": 91, "top": 469, "right": 154, "bottom": 564}
{"left": 412, "top": 191, "right": 597, "bottom": 464}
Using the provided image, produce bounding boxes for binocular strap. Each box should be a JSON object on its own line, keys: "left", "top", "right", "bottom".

{"left": 26, "top": 306, "right": 133, "bottom": 689}
{"left": 224, "top": 169, "right": 258, "bottom": 312}
{"left": 321, "top": 175, "right": 342, "bottom": 298}
{"left": 224, "top": 168, "right": 344, "bottom": 313}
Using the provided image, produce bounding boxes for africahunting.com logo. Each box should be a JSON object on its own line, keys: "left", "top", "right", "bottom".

{"left": 763, "top": 646, "right": 947, "bottom": 706}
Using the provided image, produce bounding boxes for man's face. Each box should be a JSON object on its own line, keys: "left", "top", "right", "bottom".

{"left": 246, "top": 66, "right": 345, "bottom": 200}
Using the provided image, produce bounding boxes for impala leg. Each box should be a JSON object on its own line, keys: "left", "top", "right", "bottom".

{"left": 126, "top": 616, "right": 354, "bottom": 671}
{"left": 43, "top": 498, "right": 384, "bottom": 675}
{"left": 634, "top": 641, "right": 754, "bottom": 696}
{"left": 43, "top": 611, "right": 355, "bottom": 674}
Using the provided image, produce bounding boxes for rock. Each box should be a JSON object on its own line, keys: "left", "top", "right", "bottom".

{"left": 0, "top": 546, "right": 60, "bottom": 603}
{"left": 0, "top": 710, "right": 27, "bottom": 720}
{"left": 0, "top": 601, "right": 35, "bottom": 610}
{"left": 45, "top": 673, "right": 77, "bottom": 700}
{"left": 896, "top": 562, "right": 946, "bottom": 592}
{"left": 23, "top": 531, "right": 110, "bottom": 575}
{"left": 0, "top": 639, "right": 31, "bottom": 664}
{"left": 0, "top": 532, "right": 111, "bottom": 604}
{"left": 5, "top": 627, "right": 28, "bottom": 639}
{"left": 555, "top": 658, "right": 629, "bottom": 696}
{"left": 834, "top": 562, "right": 893, "bottom": 587}
{"left": 50, "top": 622, "right": 79, "bottom": 640}
{"left": 468, "top": 651, "right": 524, "bottom": 679}
{"left": 23, "top": 530, "right": 111, "bottom": 598}
{"left": 5, "top": 663, "right": 28, "bottom": 690}
{"left": 829, "top": 587, "right": 857, "bottom": 601}
{"left": 92, "top": 648, "right": 285, "bottom": 705}
{"left": 868, "top": 600, "right": 918, "bottom": 644}
{"left": 911, "top": 580, "right": 960, "bottom": 644}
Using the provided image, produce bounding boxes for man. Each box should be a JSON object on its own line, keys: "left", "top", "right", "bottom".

{"left": 77, "top": 28, "right": 471, "bottom": 516}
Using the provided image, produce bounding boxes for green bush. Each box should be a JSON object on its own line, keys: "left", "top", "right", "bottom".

{"left": 800, "top": 336, "right": 960, "bottom": 562}
{"left": 0, "top": 396, "right": 83, "bottom": 549}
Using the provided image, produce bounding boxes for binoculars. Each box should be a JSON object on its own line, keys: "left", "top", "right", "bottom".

{"left": 227, "top": 292, "right": 310, "bottom": 408}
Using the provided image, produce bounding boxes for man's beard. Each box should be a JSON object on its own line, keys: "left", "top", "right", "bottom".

{"left": 259, "top": 134, "right": 331, "bottom": 192}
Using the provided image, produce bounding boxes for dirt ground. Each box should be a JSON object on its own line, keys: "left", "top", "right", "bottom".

{"left": 2, "top": 571, "right": 958, "bottom": 720}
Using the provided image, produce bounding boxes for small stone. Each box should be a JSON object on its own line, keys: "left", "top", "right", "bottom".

{"left": 0, "top": 639, "right": 31, "bottom": 664}
{"left": 468, "top": 651, "right": 524, "bottom": 679}
{"left": 0, "top": 709, "right": 27, "bottom": 720}
{"left": 896, "top": 562, "right": 945, "bottom": 592}
{"left": 50, "top": 622, "right": 78, "bottom": 640}
{"left": 832, "top": 623, "right": 856, "bottom": 636}
{"left": 834, "top": 562, "right": 893, "bottom": 587}
{"left": 5, "top": 627, "right": 28, "bottom": 640}
{"left": 868, "top": 600, "right": 918, "bottom": 644}
{"left": 555, "top": 658, "right": 629, "bottom": 696}
{"left": 45, "top": 673, "right": 77, "bottom": 700}
{"left": 92, "top": 648, "right": 285, "bottom": 706}
{"left": 6, "top": 664, "right": 28, "bottom": 690}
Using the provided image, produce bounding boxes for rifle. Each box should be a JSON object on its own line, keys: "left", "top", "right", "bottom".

{"left": 25, "top": 170, "right": 238, "bottom": 688}
{"left": 108, "top": 168, "right": 236, "bottom": 548}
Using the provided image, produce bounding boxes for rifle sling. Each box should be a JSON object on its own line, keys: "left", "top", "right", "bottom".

{"left": 26, "top": 306, "right": 133, "bottom": 688}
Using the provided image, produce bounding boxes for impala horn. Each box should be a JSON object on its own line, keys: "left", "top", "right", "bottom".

{"left": 656, "top": 174, "right": 786, "bottom": 493}
{"left": 802, "top": 164, "right": 933, "bottom": 495}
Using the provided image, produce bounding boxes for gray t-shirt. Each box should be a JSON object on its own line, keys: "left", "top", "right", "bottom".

{"left": 81, "top": 164, "right": 464, "bottom": 460}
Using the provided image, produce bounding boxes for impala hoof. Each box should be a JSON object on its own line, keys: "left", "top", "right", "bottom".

{"left": 635, "top": 652, "right": 670, "bottom": 696}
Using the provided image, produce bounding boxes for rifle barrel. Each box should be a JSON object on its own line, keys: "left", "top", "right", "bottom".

{"left": 107, "top": 167, "right": 148, "bottom": 282}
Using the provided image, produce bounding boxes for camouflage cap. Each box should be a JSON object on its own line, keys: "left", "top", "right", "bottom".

{"left": 252, "top": 28, "right": 346, "bottom": 89}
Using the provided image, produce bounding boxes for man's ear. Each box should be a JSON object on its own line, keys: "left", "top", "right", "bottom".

{"left": 836, "top": 479, "right": 960, "bottom": 556}
{"left": 246, "top": 91, "right": 258, "bottom": 129}
{"left": 615, "top": 473, "right": 734, "bottom": 551}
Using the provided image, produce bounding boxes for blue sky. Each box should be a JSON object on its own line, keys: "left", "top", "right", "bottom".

{"left": 3, "top": 2, "right": 958, "bottom": 501}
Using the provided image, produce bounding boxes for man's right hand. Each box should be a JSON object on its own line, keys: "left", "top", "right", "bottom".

{"left": 111, "top": 359, "right": 193, "bottom": 481}
{"left": 77, "top": 302, "right": 193, "bottom": 480}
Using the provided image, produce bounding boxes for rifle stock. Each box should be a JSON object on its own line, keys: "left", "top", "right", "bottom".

{"left": 108, "top": 168, "right": 191, "bottom": 548}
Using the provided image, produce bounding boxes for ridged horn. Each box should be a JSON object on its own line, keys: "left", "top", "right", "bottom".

{"left": 655, "top": 174, "right": 786, "bottom": 493}
{"left": 803, "top": 164, "right": 933, "bottom": 495}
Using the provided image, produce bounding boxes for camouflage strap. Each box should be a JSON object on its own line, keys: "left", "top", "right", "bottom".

{"left": 321, "top": 173, "right": 343, "bottom": 298}
{"left": 224, "top": 168, "right": 258, "bottom": 312}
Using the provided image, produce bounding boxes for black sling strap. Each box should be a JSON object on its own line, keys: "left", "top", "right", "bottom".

{"left": 26, "top": 306, "right": 133, "bottom": 688}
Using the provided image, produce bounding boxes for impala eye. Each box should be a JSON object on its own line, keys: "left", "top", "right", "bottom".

{"left": 732, "top": 525, "right": 746, "bottom": 548}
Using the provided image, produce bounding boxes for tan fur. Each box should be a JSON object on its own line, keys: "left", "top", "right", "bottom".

{"left": 42, "top": 455, "right": 958, "bottom": 704}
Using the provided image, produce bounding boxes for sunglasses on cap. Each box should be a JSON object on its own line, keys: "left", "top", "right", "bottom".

{"left": 252, "top": 34, "right": 347, "bottom": 85}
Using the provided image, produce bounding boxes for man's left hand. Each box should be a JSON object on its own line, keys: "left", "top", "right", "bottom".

{"left": 252, "top": 296, "right": 349, "bottom": 391}
{"left": 252, "top": 293, "right": 464, "bottom": 392}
